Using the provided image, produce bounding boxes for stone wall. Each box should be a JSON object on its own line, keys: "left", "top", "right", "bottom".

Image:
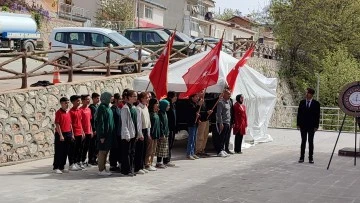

{"left": 247, "top": 57, "right": 295, "bottom": 127}
{"left": 39, "top": 18, "right": 83, "bottom": 50}
{"left": 0, "top": 74, "right": 141, "bottom": 165}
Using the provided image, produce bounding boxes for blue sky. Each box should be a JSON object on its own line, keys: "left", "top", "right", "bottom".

{"left": 213, "top": 0, "right": 270, "bottom": 15}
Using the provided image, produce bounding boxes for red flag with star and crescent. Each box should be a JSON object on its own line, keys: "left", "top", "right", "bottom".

{"left": 179, "top": 39, "right": 223, "bottom": 98}
{"left": 149, "top": 31, "right": 176, "bottom": 100}
{"left": 226, "top": 45, "right": 255, "bottom": 92}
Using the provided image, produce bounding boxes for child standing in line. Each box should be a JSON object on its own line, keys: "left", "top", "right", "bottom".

{"left": 80, "top": 94, "right": 93, "bottom": 167}
{"left": 156, "top": 99, "right": 170, "bottom": 169}
{"left": 88, "top": 93, "right": 100, "bottom": 166}
{"left": 53, "top": 97, "right": 73, "bottom": 174}
{"left": 145, "top": 98, "right": 160, "bottom": 171}
{"left": 120, "top": 90, "right": 141, "bottom": 177}
{"left": 69, "top": 95, "right": 84, "bottom": 171}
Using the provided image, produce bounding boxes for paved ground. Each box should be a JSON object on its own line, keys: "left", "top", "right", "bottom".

{"left": 1, "top": 128, "right": 360, "bottom": 203}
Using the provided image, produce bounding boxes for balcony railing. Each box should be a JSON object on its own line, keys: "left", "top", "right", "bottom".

{"left": 58, "top": 2, "right": 90, "bottom": 21}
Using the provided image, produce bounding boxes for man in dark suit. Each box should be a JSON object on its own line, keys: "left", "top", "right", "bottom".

{"left": 297, "top": 88, "right": 320, "bottom": 164}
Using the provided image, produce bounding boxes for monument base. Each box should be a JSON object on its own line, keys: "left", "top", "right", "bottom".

{"left": 338, "top": 147, "right": 360, "bottom": 157}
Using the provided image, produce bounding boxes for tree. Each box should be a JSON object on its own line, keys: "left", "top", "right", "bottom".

{"left": 215, "top": 8, "right": 241, "bottom": 21}
{"left": 270, "top": 0, "right": 360, "bottom": 101}
{"left": 319, "top": 47, "right": 360, "bottom": 106}
{"left": 95, "top": 0, "right": 135, "bottom": 30}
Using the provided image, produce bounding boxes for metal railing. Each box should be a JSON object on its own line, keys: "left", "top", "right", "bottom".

{"left": 58, "top": 2, "right": 90, "bottom": 20}
{"left": 270, "top": 105, "right": 357, "bottom": 132}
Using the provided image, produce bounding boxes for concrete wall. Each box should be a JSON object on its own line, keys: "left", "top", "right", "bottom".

{"left": 158, "top": 0, "right": 186, "bottom": 31}
{"left": 0, "top": 74, "right": 142, "bottom": 165}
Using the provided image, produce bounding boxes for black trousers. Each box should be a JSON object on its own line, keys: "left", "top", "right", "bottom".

{"left": 217, "top": 123, "right": 231, "bottom": 154}
{"left": 81, "top": 134, "right": 91, "bottom": 163}
{"left": 300, "top": 128, "right": 315, "bottom": 159}
{"left": 234, "top": 133, "right": 244, "bottom": 153}
{"left": 164, "top": 130, "right": 175, "bottom": 164}
{"left": 73, "top": 136, "right": 84, "bottom": 164}
{"left": 53, "top": 132, "right": 74, "bottom": 170}
{"left": 109, "top": 136, "right": 122, "bottom": 168}
{"left": 134, "top": 130, "right": 148, "bottom": 172}
{"left": 88, "top": 133, "right": 97, "bottom": 164}
{"left": 121, "top": 138, "right": 136, "bottom": 175}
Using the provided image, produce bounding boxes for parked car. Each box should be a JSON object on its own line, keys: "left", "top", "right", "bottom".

{"left": 193, "top": 37, "right": 233, "bottom": 54}
{"left": 124, "top": 28, "right": 191, "bottom": 55}
{"left": 48, "top": 27, "right": 152, "bottom": 74}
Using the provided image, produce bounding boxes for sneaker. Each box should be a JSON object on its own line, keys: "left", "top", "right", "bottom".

{"left": 146, "top": 166, "right": 157, "bottom": 171}
{"left": 156, "top": 163, "right": 166, "bottom": 169}
{"left": 143, "top": 168, "right": 149, "bottom": 173}
{"left": 187, "top": 155, "right": 196, "bottom": 160}
{"left": 223, "top": 151, "right": 230, "bottom": 157}
{"left": 79, "top": 163, "right": 86, "bottom": 170}
{"left": 165, "top": 162, "right": 176, "bottom": 167}
{"left": 193, "top": 155, "right": 200, "bottom": 159}
{"left": 54, "top": 169, "right": 63, "bottom": 174}
{"left": 298, "top": 158, "right": 304, "bottom": 163}
{"left": 136, "top": 170, "right": 146, "bottom": 175}
{"left": 98, "top": 170, "right": 112, "bottom": 176}
{"left": 69, "top": 164, "right": 80, "bottom": 171}
{"left": 235, "top": 151, "right": 243, "bottom": 154}
{"left": 309, "top": 159, "right": 314, "bottom": 164}
{"left": 217, "top": 151, "right": 227, "bottom": 158}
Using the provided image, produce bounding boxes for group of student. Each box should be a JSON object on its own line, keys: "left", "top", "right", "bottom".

{"left": 52, "top": 88, "right": 248, "bottom": 176}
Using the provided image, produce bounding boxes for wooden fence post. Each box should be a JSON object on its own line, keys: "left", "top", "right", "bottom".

{"left": 21, "top": 49, "right": 27, "bottom": 89}
{"left": 68, "top": 44, "right": 73, "bottom": 82}
{"left": 204, "top": 42, "right": 208, "bottom": 51}
{"left": 137, "top": 44, "right": 142, "bottom": 73}
{"left": 233, "top": 36, "right": 237, "bottom": 58}
{"left": 106, "top": 45, "right": 111, "bottom": 76}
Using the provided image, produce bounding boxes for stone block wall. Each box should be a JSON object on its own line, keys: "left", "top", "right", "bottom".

{"left": 247, "top": 57, "right": 295, "bottom": 128}
{"left": 0, "top": 74, "right": 141, "bottom": 165}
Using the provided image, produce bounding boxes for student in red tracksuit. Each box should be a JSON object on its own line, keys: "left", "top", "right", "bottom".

{"left": 53, "top": 97, "right": 74, "bottom": 174}
{"left": 80, "top": 94, "right": 93, "bottom": 167}
{"left": 69, "top": 95, "right": 85, "bottom": 171}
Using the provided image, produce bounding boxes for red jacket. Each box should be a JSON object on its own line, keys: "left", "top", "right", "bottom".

{"left": 233, "top": 102, "right": 247, "bottom": 135}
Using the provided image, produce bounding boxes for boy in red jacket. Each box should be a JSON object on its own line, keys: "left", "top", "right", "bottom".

{"left": 53, "top": 97, "right": 74, "bottom": 174}
{"left": 69, "top": 95, "right": 84, "bottom": 171}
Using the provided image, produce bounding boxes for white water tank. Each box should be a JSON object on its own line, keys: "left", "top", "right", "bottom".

{"left": 0, "top": 12, "right": 37, "bottom": 33}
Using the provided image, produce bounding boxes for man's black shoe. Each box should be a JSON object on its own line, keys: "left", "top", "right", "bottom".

{"left": 309, "top": 159, "right": 314, "bottom": 164}
{"left": 298, "top": 158, "right": 304, "bottom": 163}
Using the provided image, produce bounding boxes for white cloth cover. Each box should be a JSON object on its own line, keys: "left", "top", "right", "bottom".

{"left": 133, "top": 51, "right": 277, "bottom": 143}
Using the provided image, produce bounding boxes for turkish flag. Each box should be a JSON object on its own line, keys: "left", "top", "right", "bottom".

{"left": 149, "top": 31, "right": 176, "bottom": 100}
{"left": 226, "top": 45, "right": 255, "bottom": 92}
{"left": 180, "top": 39, "right": 223, "bottom": 98}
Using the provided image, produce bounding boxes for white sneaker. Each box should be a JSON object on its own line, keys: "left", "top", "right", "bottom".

{"left": 146, "top": 166, "right": 157, "bottom": 171}
{"left": 217, "top": 151, "right": 227, "bottom": 158}
{"left": 79, "top": 163, "right": 86, "bottom": 169}
{"left": 143, "top": 169, "right": 149, "bottom": 173}
{"left": 136, "top": 170, "right": 146, "bottom": 175}
{"left": 54, "top": 169, "right": 63, "bottom": 174}
{"left": 69, "top": 164, "right": 80, "bottom": 171}
{"left": 98, "top": 170, "right": 112, "bottom": 176}
{"left": 223, "top": 151, "right": 230, "bottom": 157}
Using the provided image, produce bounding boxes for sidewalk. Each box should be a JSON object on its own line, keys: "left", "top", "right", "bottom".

{"left": 0, "top": 128, "right": 359, "bottom": 203}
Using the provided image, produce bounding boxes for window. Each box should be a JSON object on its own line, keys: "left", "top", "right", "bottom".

{"left": 145, "top": 6, "right": 153, "bottom": 19}
{"left": 129, "top": 31, "right": 142, "bottom": 43}
{"left": 55, "top": 32, "right": 66, "bottom": 43}
{"left": 90, "top": 33, "right": 118, "bottom": 47}
{"left": 191, "top": 21, "right": 200, "bottom": 32}
{"left": 68, "top": 32, "right": 86, "bottom": 45}
{"left": 144, "top": 32, "right": 163, "bottom": 43}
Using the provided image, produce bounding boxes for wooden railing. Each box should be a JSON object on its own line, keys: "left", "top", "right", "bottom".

{"left": 0, "top": 40, "right": 279, "bottom": 89}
